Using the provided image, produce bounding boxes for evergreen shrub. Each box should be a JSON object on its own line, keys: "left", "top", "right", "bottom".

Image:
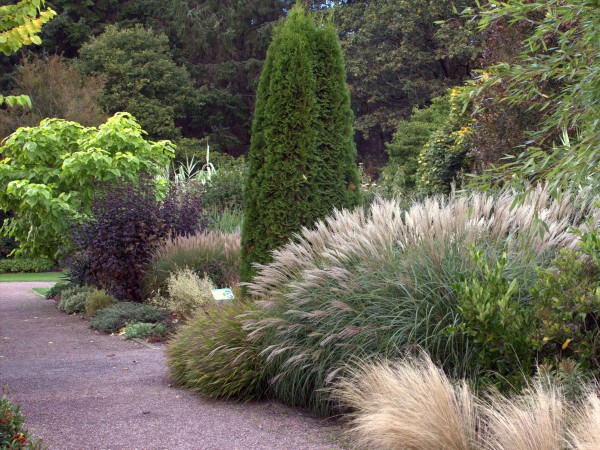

{"left": 240, "top": 5, "right": 361, "bottom": 281}
{"left": 124, "top": 322, "right": 167, "bottom": 340}
{"left": 45, "top": 281, "right": 70, "bottom": 299}
{"left": 383, "top": 96, "right": 451, "bottom": 196}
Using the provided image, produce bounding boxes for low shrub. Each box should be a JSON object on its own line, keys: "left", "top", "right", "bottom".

{"left": 124, "top": 322, "right": 168, "bottom": 340}
{"left": 84, "top": 289, "right": 116, "bottom": 316}
{"left": 150, "top": 268, "right": 214, "bottom": 319}
{"left": 166, "top": 299, "right": 271, "bottom": 401}
{"left": 58, "top": 291, "right": 90, "bottom": 314}
{"left": 445, "top": 246, "right": 537, "bottom": 389}
{"left": 532, "top": 231, "right": 600, "bottom": 371}
{"left": 45, "top": 281, "right": 70, "bottom": 299}
{"left": 0, "top": 257, "right": 54, "bottom": 273}
{"left": 143, "top": 231, "right": 240, "bottom": 296}
{"left": 246, "top": 188, "right": 599, "bottom": 416}
{"left": 89, "top": 302, "right": 168, "bottom": 333}
{"left": 1, "top": 392, "right": 44, "bottom": 449}
{"left": 59, "top": 285, "right": 91, "bottom": 302}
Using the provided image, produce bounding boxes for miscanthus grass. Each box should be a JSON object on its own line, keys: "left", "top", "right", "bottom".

{"left": 245, "top": 187, "right": 600, "bottom": 416}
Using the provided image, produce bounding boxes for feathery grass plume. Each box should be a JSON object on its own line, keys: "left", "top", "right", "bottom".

{"left": 482, "top": 379, "right": 565, "bottom": 450}
{"left": 142, "top": 230, "right": 240, "bottom": 296}
{"left": 567, "top": 388, "right": 600, "bottom": 450}
{"left": 245, "top": 187, "right": 600, "bottom": 416}
{"left": 166, "top": 299, "right": 271, "bottom": 401}
{"left": 332, "top": 354, "right": 480, "bottom": 450}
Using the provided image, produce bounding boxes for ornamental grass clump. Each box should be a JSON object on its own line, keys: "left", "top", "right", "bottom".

{"left": 246, "top": 187, "right": 600, "bottom": 416}
{"left": 332, "top": 354, "right": 481, "bottom": 450}
{"left": 143, "top": 230, "right": 240, "bottom": 295}
{"left": 482, "top": 380, "right": 565, "bottom": 450}
{"left": 568, "top": 390, "right": 600, "bottom": 450}
{"left": 332, "top": 355, "right": 600, "bottom": 450}
{"left": 150, "top": 268, "right": 215, "bottom": 319}
{"left": 84, "top": 289, "right": 116, "bottom": 316}
{"left": 166, "top": 299, "right": 271, "bottom": 402}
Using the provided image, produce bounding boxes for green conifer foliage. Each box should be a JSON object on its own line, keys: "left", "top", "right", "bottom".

{"left": 240, "top": 5, "right": 361, "bottom": 282}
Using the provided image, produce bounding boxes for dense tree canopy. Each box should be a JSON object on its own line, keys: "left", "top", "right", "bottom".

{"left": 142, "top": 0, "right": 295, "bottom": 152}
{"left": 77, "top": 25, "right": 196, "bottom": 140}
{"left": 333, "top": 0, "right": 480, "bottom": 165}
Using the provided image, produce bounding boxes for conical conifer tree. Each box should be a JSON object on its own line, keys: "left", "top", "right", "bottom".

{"left": 240, "top": 4, "right": 361, "bottom": 282}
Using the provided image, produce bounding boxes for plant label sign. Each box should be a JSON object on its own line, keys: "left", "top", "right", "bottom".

{"left": 211, "top": 288, "right": 235, "bottom": 301}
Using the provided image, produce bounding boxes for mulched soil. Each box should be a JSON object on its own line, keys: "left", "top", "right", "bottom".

{"left": 0, "top": 282, "right": 344, "bottom": 449}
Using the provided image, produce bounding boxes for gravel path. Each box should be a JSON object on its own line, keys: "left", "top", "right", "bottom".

{"left": 0, "top": 282, "right": 343, "bottom": 449}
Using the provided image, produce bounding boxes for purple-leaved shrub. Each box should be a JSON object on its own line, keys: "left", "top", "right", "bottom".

{"left": 70, "top": 177, "right": 204, "bottom": 301}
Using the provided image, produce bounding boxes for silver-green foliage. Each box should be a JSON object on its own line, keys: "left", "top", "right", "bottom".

{"left": 58, "top": 290, "right": 90, "bottom": 314}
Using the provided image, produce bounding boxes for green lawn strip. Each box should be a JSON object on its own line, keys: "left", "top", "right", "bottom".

{"left": 0, "top": 272, "right": 66, "bottom": 282}
{"left": 32, "top": 287, "right": 50, "bottom": 296}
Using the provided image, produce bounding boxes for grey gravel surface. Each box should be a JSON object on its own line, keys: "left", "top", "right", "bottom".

{"left": 0, "top": 282, "right": 344, "bottom": 449}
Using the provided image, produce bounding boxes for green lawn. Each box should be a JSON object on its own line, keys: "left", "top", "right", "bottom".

{"left": 0, "top": 272, "right": 66, "bottom": 282}
{"left": 32, "top": 287, "right": 50, "bottom": 296}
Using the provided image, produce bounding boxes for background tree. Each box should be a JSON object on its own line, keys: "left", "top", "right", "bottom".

{"left": 0, "top": 55, "right": 105, "bottom": 139}
{"left": 333, "top": 0, "right": 480, "bottom": 170}
{"left": 241, "top": 5, "right": 361, "bottom": 281}
{"left": 461, "top": 0, "right": 600, "bottom": 194}
{"left": 77, "top": 25, "right": 196, "bottom": 140}
{"left": 141, "top": 0, "right": 295, "bottom": 153}
{"left": 39, "top": 0, "right": 147, "bottom": 57}
{"left": 382, "top": 96, "right": 451, "bottom": 195}
{"left": 0, "top": 113, "right": 174, "bottom": 258}
{"left": 0, "top": 0, "right": 55, "bottom": 107}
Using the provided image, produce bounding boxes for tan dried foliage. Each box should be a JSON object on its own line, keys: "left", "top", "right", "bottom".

{"left": 333, "top": 354, "right": 480, "bottom": 450}
{"left": 0, "top": 55, "right": 105, "bottom": 139}
{"left": 483, "top": 381, "right": 565, "bottom": 450}
{"left": 334, "top": 356, "right": 600, "bottom": 450}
